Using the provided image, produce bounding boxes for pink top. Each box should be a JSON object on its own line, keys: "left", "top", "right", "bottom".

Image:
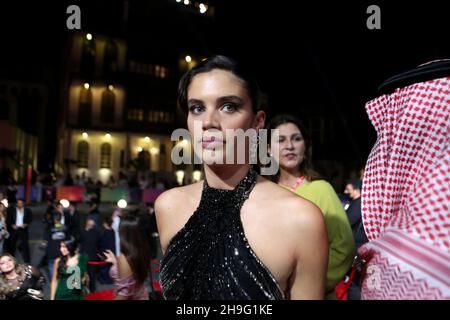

{"left": 109, "top": 263, "right": 149, "bottom": 300}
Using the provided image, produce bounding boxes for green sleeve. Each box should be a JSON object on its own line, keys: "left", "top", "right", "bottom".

{"left": 79, "top": 253, "right": 88, "bottom": 276}
{"left": 298, "top": 181, "right": 356, "bottom": 298}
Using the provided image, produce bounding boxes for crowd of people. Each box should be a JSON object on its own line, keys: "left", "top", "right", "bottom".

{"left": 0, "top": 168, "right": 178, "bottom": 207}
{"left": 0, "top": 55, "right": 448, "bottom": 300}
{"left": 0, "top": 197, "right": 159, "bottom": 300}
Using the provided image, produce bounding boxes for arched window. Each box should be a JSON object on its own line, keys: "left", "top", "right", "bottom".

{"left": 100, "top": 143, "right": 112, "bottom": 168}
{"left": 100, "top": 89, "right": 115, "bottom": 123}
{"left": 81, "top": 37, "right": 96, "bottom": 74}
{"left": 77, "top": 141, "right": 89, "bottom": 168}
{"left": 103, "top": 40, "right": 118, "bottom": 75}
{"left": 79, "top": 87, "right": 92, "bottom": 126}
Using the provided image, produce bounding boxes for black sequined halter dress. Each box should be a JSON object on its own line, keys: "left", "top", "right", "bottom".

{"left": 160, "top": 168, "right": 284, "bottom": 300}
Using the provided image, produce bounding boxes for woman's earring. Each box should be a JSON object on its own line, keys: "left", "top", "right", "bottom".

{"left": 249, "top": 133, "right": 258, "bottom": 164}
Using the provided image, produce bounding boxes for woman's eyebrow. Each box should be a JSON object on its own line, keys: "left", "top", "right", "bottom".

{"left": 187, "top": 98, "right": 203, "bottom": 105}
{"left": 217, "top": 95, "right": 244, "bottom": 104}
{"left": 277, "top": 133, "right": 301, "bottom": 139}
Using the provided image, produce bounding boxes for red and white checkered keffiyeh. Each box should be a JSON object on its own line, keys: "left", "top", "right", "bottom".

{"left": 359, "top": 76, "right": 450, "bottom": 299}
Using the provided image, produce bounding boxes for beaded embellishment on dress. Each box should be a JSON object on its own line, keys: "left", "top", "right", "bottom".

{"left": 160, "top": 168, "right": 284, "bottom": 300}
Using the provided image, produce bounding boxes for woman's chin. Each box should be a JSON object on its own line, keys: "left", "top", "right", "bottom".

{"left": 280, "top": 161, "right": 300, "bottom": 172}
{"left": 201, "top": 150, "right": 226, "bottom": 165}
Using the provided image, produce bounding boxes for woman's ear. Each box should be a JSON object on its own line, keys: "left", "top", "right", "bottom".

{"left": 253, "top": 111, "right": 266, "bottom": 130}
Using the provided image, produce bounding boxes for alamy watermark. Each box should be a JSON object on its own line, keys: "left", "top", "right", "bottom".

{"left": 66, "top": 266, "right": 81, "bottom": 290}
{"left": 365, "top": 265, "right": 382, "bottom": 290}
{"left": 66, "top": 5, "right": 81, "bottom": 30}
{"left": 170, "top": 121, "right": 280, "bottom": 176}
{"left": 66, "top": 4, "right": 381, "bottom": 31}
{"left": 366, "top": 5, "right": 381, "bottom": 30}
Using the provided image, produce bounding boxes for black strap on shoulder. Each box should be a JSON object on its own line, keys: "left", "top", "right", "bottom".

{"left": 378, "top": 59, "right": 450, "bottom": 95}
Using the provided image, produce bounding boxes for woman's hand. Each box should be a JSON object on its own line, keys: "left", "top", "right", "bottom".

{"left": 102, "top": 250, "right": 117, "bottom": 265}
{"left": 82, "top": 273, "right": 90, "bottom": 286}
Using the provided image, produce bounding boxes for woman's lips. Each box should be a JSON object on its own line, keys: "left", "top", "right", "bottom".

{"left": 201, "top": 139, "right": 224, "bottom": 150}
{"left": 284, "top": 153, "right": 297, "bottom": 160}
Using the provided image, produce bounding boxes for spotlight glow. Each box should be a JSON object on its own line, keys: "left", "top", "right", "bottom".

{"left": 193, "top": 170, "right": 202, "bottom": 182}
{"left": 176, "top": 170, "right": 185, "bottom": 185}
{"left": 199, "top": 3, "right": 207, "bottom": 13}
{"left": 1, "top": 199, "right": 8, "bottom": 208}
{"left": 117, "top": 199, "right": 127, "bottom": 209}
{"left": 60, "top": 199, "right": 70, "bottom": 208}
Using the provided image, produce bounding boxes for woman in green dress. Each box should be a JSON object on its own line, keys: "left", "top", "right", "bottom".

{"left": 267, "top": 114, "right": 356, "bottom": 299}
{"left": 51, "top": 237, "right": 88, "bottom": 300}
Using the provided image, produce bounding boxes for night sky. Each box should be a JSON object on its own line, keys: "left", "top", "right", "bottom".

{"left": 0, "top": 0, "right": 449, "bottom": 175}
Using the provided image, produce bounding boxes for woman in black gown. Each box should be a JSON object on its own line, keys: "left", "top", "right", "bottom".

{"left": 156, "top": 55, "right": 329, "bottom": 300}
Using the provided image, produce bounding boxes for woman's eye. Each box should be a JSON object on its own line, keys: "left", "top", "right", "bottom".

{"left": 294, "top": 136, "right": 303, "bottom": 142}
{"left": 188, "top": 105, "right": 204, "bottom": 114}
{"left": 221, "top": 103, "right": 237, "bottom": 113}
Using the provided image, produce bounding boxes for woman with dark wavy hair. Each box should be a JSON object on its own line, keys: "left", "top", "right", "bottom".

{"left": 51, "top": 236, "right": 88, "bottom": 300}
{"left": 103, "top": 211, "right": 150, "bottom": 300}
{"left": 266, "top": 114, "right": 355, "bottom": 299}
{"left": 156, "top": 55, "right": 328, "bottom": 300}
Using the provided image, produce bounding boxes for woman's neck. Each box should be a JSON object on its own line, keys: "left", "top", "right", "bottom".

{"left": 278, "top": 168, "right": 302, "bottom": 187}
{"left": 204, "top": 164, "right": 251, "bottom": 190}
{"left": 5, "top": 270, "right": 18, "bottom": 280}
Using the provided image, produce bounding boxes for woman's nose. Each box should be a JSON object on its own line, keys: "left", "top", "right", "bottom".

{"left": 285, "top": 139, "right": 294, "bottom": 150}
{"left": 202, "top": 109, "right": 220, "bottom": 130}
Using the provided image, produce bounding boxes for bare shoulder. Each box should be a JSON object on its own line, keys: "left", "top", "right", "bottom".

{"left": 255, "top": 180, "right": 330, "bottom": 299}
{"left": 240, "top": 176, "right": 327, "bottom": 291}
{"left": 117, "top": 254, "right": 133, "bottom": 279}
{"left": 255, "top": 177, "right": 326, "bottom": 235}
{"left": 53, "top": 258, "right": 60, "bottom": 273}
{"left": 155, "top": 181, "right": 204, "bottom": 253}
{"left": 155, "top": 181, "right": 203, "bottom": 218}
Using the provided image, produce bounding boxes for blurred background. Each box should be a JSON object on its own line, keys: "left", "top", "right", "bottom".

{"left": 0, "top": 0, "right": 448, "bottom": 301}
{"left": 0, "top": 0, "right": 449, "bottom": 191}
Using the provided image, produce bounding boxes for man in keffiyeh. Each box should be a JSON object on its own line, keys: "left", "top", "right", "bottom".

{"left": 359, "top": 60, "right": 450, "bottom": 300}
